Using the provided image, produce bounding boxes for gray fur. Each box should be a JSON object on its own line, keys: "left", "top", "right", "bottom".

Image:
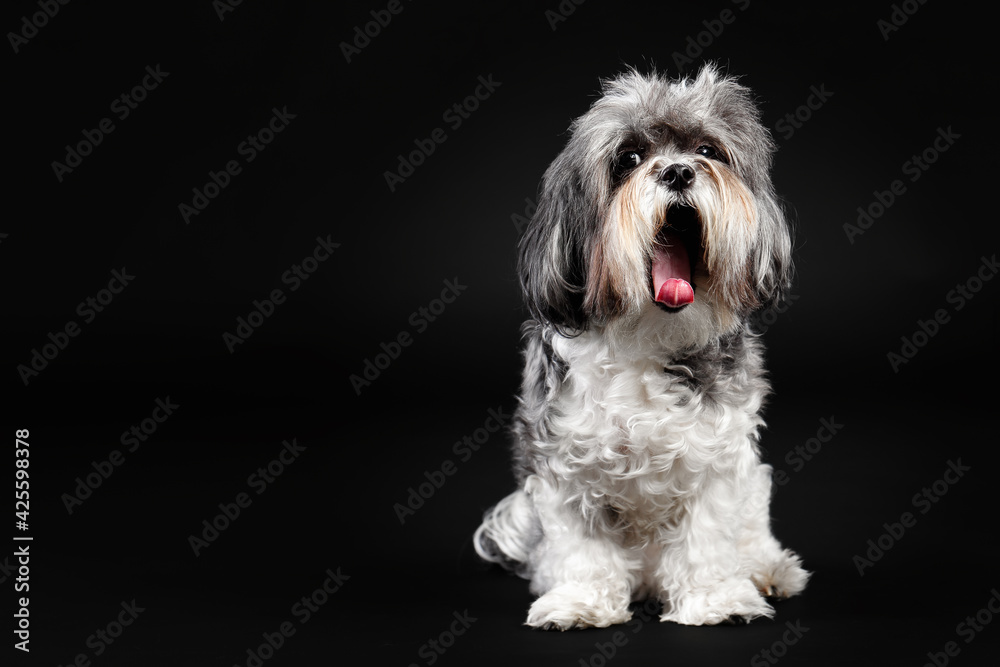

{"left": 519, "top": 65, "right": 792, "bottom": 331}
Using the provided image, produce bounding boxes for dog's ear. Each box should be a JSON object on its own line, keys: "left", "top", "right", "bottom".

{"left": 518, "top": 152, "right": 592, "bottom": 334}
{"left": 751, "top": 192, "right": 794, "bottom": 314}
{"left": 696, "top": 68, "right": 793, "bottom": 316}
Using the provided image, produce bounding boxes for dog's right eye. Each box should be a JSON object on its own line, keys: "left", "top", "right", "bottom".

{"left": 613, "top": 150, "right": 643, "bottom": 175}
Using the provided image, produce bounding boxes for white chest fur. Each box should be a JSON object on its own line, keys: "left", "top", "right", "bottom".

{"left": 542, "top": 326, "right": 766, "bottom": 531}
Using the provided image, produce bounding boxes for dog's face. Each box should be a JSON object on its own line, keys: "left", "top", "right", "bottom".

{"left": 520, "top": 66, "right": 792, "bottom": 336}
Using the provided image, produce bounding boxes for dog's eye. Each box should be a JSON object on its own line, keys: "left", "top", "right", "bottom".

{"left": 613, "top": 150, "right": 643, "bottom": 175}
{"left": 696, "top": 145, "right": 721, "bottom": 160}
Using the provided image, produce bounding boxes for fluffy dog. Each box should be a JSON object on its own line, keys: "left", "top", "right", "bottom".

{"left": 474, "top": 65, "right": 808, "bottom": 629}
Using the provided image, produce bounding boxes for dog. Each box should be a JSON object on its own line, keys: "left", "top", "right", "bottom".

{"left": 473, "top": 65, "right": 809, "bottom": 630}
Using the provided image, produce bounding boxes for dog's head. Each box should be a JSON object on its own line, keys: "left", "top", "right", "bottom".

{"left": 520, "top": 65, "right": 792, "bottom": 339}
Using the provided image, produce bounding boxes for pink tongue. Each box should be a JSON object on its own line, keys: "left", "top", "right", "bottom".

{"left": 652, "top": 231, "right": 694, "bottom": 308}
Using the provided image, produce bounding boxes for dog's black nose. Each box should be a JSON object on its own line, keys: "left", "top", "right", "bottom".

{"left": 660, "top": 163, "right": 695, "bottom": 191}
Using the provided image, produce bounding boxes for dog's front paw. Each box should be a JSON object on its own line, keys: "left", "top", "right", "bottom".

{"left": 526, "top": 583, "right": 632, "bottom": 630}
{"left": 661, "top": 578, "right": 773, "bottom": 626}
{"left": 753, "top": 549, "right": 810, "bottom": 600}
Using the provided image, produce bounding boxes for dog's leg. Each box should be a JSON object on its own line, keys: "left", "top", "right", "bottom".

{"left": 656, "top": 471, "right": 775, "bottom": 626}
{"left": 522, "top": 475, "right": 636, "bottom": 630}
{"left": 738, "top": 463, "right": 810, "bottom": 600}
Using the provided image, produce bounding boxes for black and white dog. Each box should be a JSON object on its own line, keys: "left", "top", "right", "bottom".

{"left": 474, "top": 66, "right": 808, "bottom": 630}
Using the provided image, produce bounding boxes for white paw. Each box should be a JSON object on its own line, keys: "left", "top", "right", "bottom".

{"left": 753, "top": 550, "right": 810, "bottom": 599}
{"left": 526, "top": 583, "right": 632, "bottom": 630}
{"left": 661, "top": 577, "right": 774, "bottom": 626}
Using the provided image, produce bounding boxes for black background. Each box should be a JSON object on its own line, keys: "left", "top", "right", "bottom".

{"left": 5, "top": 1, "right": 998, "bottom": 665}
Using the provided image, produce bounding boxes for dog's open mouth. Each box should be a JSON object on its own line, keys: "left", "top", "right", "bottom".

{"left": 652, "top": 205, "right": 702, "bottom": 311}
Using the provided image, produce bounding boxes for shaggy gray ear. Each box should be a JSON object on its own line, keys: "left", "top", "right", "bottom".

{"left": 751, "top": 192, "right": 794, "bottom": 314}
{"left": 518, "top": 153, "right": 592, "bottom": 334}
